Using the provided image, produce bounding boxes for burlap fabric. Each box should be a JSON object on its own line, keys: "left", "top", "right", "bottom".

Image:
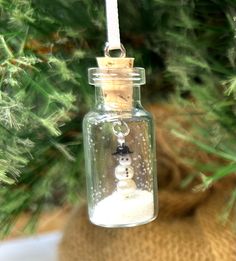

{"left": 59, "top": 105, "right": 236, "bottom": 261}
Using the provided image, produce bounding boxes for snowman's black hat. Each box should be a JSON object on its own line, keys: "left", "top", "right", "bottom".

{"left": 112, "top": 143, "right": 133, "bottom": 156}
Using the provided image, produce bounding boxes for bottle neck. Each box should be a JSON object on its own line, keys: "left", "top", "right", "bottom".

{"left": 94, "top": 85, "right": 142, "bottom": 112}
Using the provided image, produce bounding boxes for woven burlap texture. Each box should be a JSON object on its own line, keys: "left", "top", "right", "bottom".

{"left": 59, "top": 105, "right": 236, "bottom": 261}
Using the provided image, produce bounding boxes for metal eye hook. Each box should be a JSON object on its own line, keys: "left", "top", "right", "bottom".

{"left": 112, "top": 120, "right": 130, "bottom": 137}
{"left": 104, "top": 42, "right": 126, "bottom": 58}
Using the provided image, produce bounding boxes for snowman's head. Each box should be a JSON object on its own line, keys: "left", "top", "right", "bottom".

{"left": 119, "top": 154, "right": 132, "bottom": 166}
{"left": 115, "top": 165, "right": 134, "bottom": 180}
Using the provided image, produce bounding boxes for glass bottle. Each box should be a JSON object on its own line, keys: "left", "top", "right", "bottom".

{"left": 83, "top": 66, "right": 158, "bottom": 227}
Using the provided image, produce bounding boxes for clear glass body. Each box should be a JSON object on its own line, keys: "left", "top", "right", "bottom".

{"left": 83, "top": 68, "right": 158, "bottom": 227}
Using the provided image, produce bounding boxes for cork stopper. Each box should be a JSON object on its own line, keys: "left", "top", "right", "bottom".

{"left": 96, "top": 57, "right": 134, "bottom": 111}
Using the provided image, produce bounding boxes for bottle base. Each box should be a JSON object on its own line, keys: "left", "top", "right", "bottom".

{"left": 90, "top": 214, "right": 157, "bottom": 228}
{"left": 89, "top": 190, "right": 157, "bottom": 228}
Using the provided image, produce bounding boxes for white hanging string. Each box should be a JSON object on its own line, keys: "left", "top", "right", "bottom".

{"left": 105, "top": 0, "right": 121, "bottom": 50}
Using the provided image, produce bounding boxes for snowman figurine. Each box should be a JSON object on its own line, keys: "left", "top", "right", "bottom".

{"left": 113, "top": 143, "right": 137, "bottom": 198}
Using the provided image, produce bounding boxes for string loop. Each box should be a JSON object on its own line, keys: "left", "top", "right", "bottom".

{"left": 105, "top": 0, "right": 126, "bottom": 57}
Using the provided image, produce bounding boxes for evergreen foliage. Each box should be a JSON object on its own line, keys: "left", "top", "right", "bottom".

{"left": 0, "top": 0, "right": 236, "bottom": 235}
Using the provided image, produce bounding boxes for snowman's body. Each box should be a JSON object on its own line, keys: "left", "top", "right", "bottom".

{"left": 115, "top": 154, "right": 137, "bottom": 197}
